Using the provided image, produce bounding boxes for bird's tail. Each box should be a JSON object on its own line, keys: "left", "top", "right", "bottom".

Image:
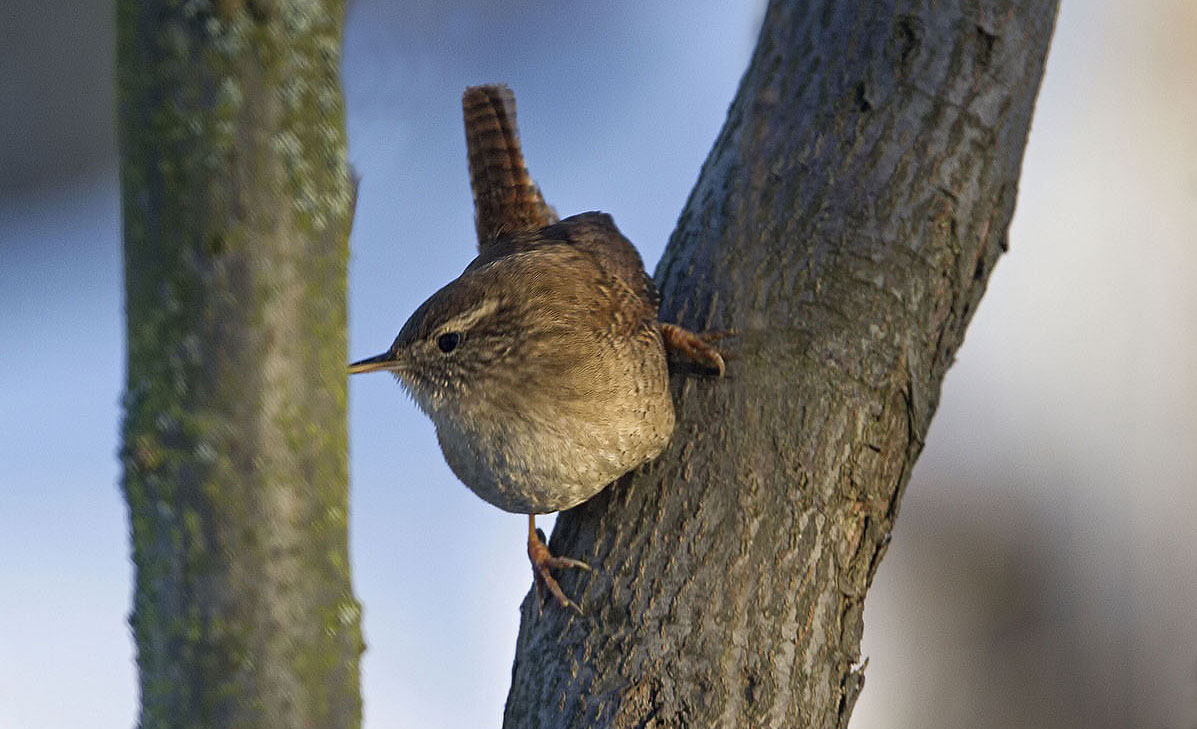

{"left": 462, "top": 84, "right": 558, "bottom": 247}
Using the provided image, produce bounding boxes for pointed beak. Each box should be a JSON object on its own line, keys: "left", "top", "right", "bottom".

{"left": 348, "top": 350, "right": 402, "bottom": 375}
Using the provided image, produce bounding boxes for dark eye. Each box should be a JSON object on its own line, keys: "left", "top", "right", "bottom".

{"left": 436, "top": 332, "right": 461, "bottom": 353}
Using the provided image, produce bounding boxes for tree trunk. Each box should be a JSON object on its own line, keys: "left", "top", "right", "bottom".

{"left": 117, "top": 2, "right": 362, "bottom": 727}
{"left": 503, "top": 1, "right": 1057, "bottom": 727}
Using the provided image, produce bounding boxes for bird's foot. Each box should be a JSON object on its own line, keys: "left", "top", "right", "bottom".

{"left": 527, "top": 525, "right": 590, "bottom": 614}
{"left": 661, "top": 323, "right": 733, "bottom": 376}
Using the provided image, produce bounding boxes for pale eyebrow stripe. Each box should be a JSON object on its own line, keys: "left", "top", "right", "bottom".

{"left": 437, "top": 297, "right": 500, "bottom": 335}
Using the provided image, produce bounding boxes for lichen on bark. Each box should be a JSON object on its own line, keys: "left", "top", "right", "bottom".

{"left": 117, "top": 1, "right": 361, "bottom": 727}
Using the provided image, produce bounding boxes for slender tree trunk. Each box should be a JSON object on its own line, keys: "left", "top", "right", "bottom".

{"left": 117, "top": 2, "right": 361, "bottom": 727}
{"left": 504, "top": 1, "right": 1057, "bottom": 727}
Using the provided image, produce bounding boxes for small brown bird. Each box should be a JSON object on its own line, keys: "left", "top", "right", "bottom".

{"left": 350, "top": 85, "right": 723, "bottom": 610}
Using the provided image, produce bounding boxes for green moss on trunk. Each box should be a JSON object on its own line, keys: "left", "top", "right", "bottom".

{"left": 117, "top": 1, "right": 361, "bottom": 726}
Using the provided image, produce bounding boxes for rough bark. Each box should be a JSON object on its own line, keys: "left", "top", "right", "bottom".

{"left": 504, "top": 1, "right": 1057, "bottom": 728}
{"left": 117, "top": 1, "right": 361, "bottom": 727}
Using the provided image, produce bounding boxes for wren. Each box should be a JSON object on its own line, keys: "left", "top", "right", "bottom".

{"left": 350, "top": 85, "right": 724, "bottom": 611}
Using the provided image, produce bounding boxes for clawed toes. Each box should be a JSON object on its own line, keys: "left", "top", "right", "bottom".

{"left": 532, "top": 561, "right": 587, "bottom": 615}
{"left": 661, "top": 323, "right": 734, "bottom": 377}
{"left": 528, "top": 528, "right": 589, "bottom": 614}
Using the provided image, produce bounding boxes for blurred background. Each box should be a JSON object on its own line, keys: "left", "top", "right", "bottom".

{"left": 1, "top": 1, "right": 1194, "bottom": 727}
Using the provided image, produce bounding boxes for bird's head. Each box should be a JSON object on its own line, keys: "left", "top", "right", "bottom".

{"left": 349, "top": 251, "right": 595, "bottom": 420}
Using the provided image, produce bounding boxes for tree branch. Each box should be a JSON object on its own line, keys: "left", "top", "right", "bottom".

{"left": 503, "top": 1, "right": 1057, "bottom": 727}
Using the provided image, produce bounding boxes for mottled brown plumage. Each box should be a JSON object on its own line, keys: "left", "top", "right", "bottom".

{"left": 359, "top": 211, "right": 674, "bottom": 514}
{"left": 351, "top": 85, "right": 724, "bottom": 611}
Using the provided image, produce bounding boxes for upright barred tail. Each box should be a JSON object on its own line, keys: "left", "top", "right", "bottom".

{"left": 463, "top": 84, "right": 558, "bottom": 248}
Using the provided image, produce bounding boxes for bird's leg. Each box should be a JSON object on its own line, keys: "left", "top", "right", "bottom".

{"left": 527, "top": 514, "right": 590, "bottom": 614}
{"left": 660, "top": 322, "right": 732, "bottom": 377}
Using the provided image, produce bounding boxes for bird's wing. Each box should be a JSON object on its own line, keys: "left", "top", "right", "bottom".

{"left": 466, "top": 212, "right": 661, "bottom": 320}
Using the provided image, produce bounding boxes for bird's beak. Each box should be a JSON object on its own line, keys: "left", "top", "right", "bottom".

{"left": 348, "top": 350, "right": 401, "bottom": 375}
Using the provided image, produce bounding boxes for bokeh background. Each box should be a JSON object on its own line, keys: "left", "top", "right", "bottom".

{"left": 2, "top": 1, "right": 1194, "bottom": 727}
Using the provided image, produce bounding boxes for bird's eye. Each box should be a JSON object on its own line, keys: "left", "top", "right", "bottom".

{"left": 436, "top": 332, "right": 461, "bottom": 353}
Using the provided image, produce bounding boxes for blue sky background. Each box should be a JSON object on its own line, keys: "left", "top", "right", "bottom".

{"left": 1, "top": 2, "right": 1195, "bottom": 728}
